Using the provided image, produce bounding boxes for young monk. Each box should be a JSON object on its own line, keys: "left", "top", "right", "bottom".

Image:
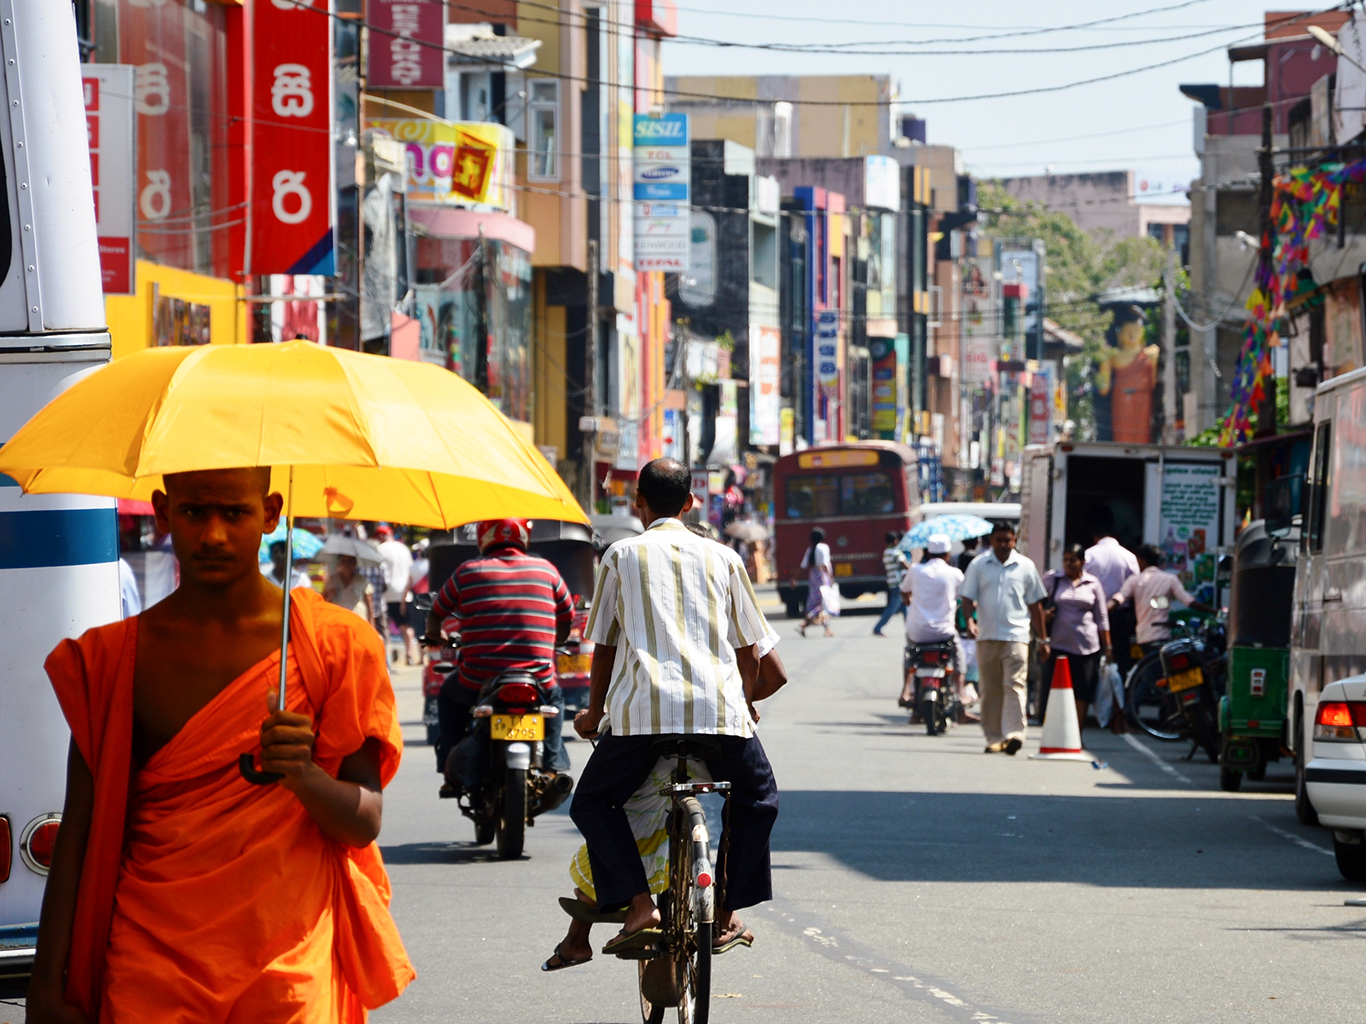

{"left": 27, "top": 467, "right": 415, "bottom": 1024}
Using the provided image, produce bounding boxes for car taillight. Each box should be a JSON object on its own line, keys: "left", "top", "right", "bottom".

{"left": 1314, "top": 700, "right": 1366, "bottom": 741}
{"left": 0, "top": 816, "right": 10, "bottom": 883}
{"left": 498, "top": 682, "right": 540, "bottom": 704}
{"left": 20, "top": 815, "right": 60, "bottom": 875}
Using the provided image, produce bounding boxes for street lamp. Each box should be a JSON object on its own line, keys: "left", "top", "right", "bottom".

{"left": 1308, "top": 25, "right": 1366, "bottom": 75}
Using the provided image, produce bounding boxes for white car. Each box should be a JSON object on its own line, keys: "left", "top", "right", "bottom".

{"left": 1305, "top": 674, "right": 1366, "bottom": 881}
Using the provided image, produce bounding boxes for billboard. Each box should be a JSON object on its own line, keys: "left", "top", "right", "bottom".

{"left": 368, "top": 119, "right": 513, "bottom": 208}
{"left": 251, "top": 0, "right": 334, "bottom": 275}
{"left": 82, "top": 66, "right": 136, "bottom": 295}
{"left": 366, "top": 0, "right": 445, "bottom": 88}
{"left": 750, "top": 324, "right": 782, "bottom": 445}
{"left": 634, "top": 113, "right": 689, "bottom": 271}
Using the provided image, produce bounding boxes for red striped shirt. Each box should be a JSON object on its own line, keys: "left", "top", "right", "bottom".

{"left": 431, "top": 548, "right": 574, "bottom": 689}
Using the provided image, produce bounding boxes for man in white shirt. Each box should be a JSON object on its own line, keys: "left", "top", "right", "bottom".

{"left": 958, "top": 521, "right": 1048, "bottom": 755}
{"left": 1084, "top": 512, "right": 1140, "bottom": 673}
{"left": 376, "top": 524, "right": 415, "bottom": 656}
{"left": 899, "top": 534, "right": 964, "bottom": 706}
{"left": 572, "top": 459, "right": 779, "bottom": 958}
{"left": 1109, "top": 544, "right": 1217, "bottom": 649}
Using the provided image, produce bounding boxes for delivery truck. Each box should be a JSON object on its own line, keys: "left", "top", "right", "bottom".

{"left": 1017, "top": 441, "right": 1238, "bottom": 608}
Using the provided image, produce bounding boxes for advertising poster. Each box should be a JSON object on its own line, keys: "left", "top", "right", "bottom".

{"left": 750, "top": 324, "right": 782, "bottom": 445}
{"left": 870, "top": 337, "right": 898, "bottom": 436}
{"left": 82, "top": 66, "right": 136, "bottom": 295}
{"left": 367, "top": 120, "right": 511, "bottom": 208}
{"left": 252, "top": 0, "right": 334, "bottom": 275}
{"left": 1159, "top": 462, "right": 1222, "bottom": 600}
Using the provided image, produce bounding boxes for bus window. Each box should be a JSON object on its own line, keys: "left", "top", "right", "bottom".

{"left": 1309, "top": 420, "right": 1330, "bottom": 552}
{"left": 786, "top": 475, "right": 841, "bottom": 518}
{"left": 842, "top": 472, "right": 896, "bottom": 515}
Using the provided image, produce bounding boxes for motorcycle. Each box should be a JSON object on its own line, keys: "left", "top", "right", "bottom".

{"left": 1125, "top": 610, "right": 1227, "bottom": 762}
{"left": 449, "top": 670, "right": 571, "bottom": 859}
{"left": 904, "top": 639, "right": 961, "bottom": 736}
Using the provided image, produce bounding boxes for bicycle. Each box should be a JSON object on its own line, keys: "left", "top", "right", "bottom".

{"left": 616, "top": 736, "right": 731, "bottom": 1024}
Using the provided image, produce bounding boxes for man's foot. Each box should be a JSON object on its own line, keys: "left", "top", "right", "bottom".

{"left": 985, "top": 741, "right": 1006, "bottom": 753}
{"left": 872, "top": 630, "right": 884, "bottom": 637}
{"left": 1004, "top": 737, "right": 1023, "bottom": 755}
{"left": 541, "top": 941, "right": 592, "bottom": 972}
{"left": 796, "top": 624, "right": 806, "bottom": 638}
{"left": 438, "top": 781, "right": 460, "bottom": 799}
{"left": 824, "top": 627, "right": 835, "bottom": 637}
{"left": 713, "top": 916, "right": 755, "bottom": 954}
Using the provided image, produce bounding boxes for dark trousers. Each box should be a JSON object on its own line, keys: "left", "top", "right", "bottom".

{"left": 570, "top": 733, "right": 779, "bottom": 913}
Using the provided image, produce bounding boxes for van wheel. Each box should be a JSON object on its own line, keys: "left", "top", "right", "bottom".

{"left": 1295, "top": 754, "right": 1320, "bottom": 828}
{"left": 1219, "top": 765, "right": 1242, "bottom": 792}
{"left": 1334, "top": 835, "right": 1366, "bottom": 882}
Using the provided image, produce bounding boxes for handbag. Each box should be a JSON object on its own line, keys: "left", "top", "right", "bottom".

{"left": 819, "top": 581, "right": 842, "bottom": 617}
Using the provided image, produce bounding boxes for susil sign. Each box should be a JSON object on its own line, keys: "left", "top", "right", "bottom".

{"left": 251, "top": 0, "right": 334, "bottom": 275}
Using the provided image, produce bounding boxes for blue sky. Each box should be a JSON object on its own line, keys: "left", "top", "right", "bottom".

{"left": 661, "top": 0, "right": 1287, "bottom": 204}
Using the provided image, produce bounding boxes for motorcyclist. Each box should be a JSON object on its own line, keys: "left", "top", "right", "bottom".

{"left": 425, "top": 518, "right": 575, "bottom": 800}
{"left": 899, "top": 533, "right": 966, "bottom": 708}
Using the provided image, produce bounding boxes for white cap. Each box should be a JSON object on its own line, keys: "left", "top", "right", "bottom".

{"left": 926, "top": 534, "right": 952, "bottom": 555}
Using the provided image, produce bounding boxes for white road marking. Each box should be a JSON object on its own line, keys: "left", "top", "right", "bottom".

{"left": 1121, "top": 732, "right": 1196, "bottom": 786}
{"left": 1249, "top": 815, "right": 1334, "bottom": 857}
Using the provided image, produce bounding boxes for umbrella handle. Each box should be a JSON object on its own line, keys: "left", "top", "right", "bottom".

{"left": 239, "top": 753, "right": 283, "bottom": 786}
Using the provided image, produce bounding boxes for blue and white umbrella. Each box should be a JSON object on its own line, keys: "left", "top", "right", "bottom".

{"left": 900, "top": 514, "right": 994, "bottom": 551}
{"left": 259, "top": 524, "right": 325, "bottom": 563}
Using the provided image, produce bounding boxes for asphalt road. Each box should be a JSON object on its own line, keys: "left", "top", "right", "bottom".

{"left": 4, "top": 591, "right": 1361, "bottom": 1024}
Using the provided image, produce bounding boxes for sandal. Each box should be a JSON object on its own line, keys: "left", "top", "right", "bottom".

{"left": 558, "top": 895, "right": 627, "bottom": 925}
{"left": 712, "top": 920, "right": 755, "bottom": 954}
{"left": 603, "top": 926, "right": 663, "bottom": 956}
{"left": 541, "top": 942, "right": 592, "bottom": 972}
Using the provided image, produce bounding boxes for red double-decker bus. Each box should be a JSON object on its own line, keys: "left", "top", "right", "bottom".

{"left": 774, "top": 442, "right": 920, "bottom": 618}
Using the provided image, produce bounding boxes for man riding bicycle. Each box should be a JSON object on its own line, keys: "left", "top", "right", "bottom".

{"left": 425, "top": 518, "right": 574, "bottom": 799}
{"left": 570, "top": 458, "right": 779, "bottom": 958}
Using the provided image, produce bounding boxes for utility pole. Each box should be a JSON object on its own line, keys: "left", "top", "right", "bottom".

{"left": 1162, "top": 241, "right": 1177, "bottom": 443}
{"left": 1255, "top": 104, "right": 1276, "bottom": 436}
{"left": 580, "top": 239, "right": 600, "bottom": 508}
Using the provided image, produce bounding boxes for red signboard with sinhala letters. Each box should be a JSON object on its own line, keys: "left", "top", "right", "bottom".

{"left": 366, "top": 0, "right": 445, "bottom": 89}
{"left": 250, "top": 0, "right": 334, "bottom": 275}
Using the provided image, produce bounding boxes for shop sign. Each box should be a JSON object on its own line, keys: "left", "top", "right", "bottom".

{"left": 369, "top": 119, "right": 512, "bottom": 209}
{"left": 1028, "top": 363, "right": 1053, "bottom": 445}
{"left": 252, "top": 0, "right": 334, "bottom": 274}
{"left": 815, "top": 310, "right": 840, "bottom": 385}
{"left": 863, "top": 155, "right": 901, "bottom": 212}
{"left": 750, "top": 324, "right": 781, "bottom": 445}
{"left": 82, "top": 66, "right": 136, "bottom": 295}
{"left": 634, "top": 113, "right": 689, "bottom": 271}
{"left": 870, "top": 337, "right": 898, "bottom": 435}
{"left": 677, "top": 210, "right": 714, "bottom": 306}
{"left": 366, "top": 0, "right": 445, "bottom": 89}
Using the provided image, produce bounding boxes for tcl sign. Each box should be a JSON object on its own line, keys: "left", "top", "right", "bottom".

{"left": 367, "top": 0, "right": 444, "bottom": 89}
{"left": 251, "top": 0, "right": 333, "bottom": 275}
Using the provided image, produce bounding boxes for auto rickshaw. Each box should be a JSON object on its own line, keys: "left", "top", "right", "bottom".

{"left": 1218, "top": 518, "right": 1297, "bottom": 792}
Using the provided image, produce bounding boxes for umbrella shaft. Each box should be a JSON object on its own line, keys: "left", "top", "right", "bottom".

{"left": 277, "top": 467, "right": 294, "bottom": 711}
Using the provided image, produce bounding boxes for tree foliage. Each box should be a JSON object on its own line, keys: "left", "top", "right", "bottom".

{"left": 976, "top": 182, "right": 1167, "bottom": 439}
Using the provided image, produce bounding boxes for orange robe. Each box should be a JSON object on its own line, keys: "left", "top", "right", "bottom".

{"left": 45, "top": 589, "right": 416, "bottom": 1023}
{"left": 1110, "top": 352, "right": 1156, "bottom": 443}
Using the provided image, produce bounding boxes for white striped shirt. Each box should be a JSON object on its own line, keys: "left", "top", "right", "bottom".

{"left": 585, "top": 518, "right": 771, "bottom": 737}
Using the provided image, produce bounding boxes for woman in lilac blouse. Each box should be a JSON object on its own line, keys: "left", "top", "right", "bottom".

{"left": 1041, "top": 543, "right": 1113, "bottom": 729}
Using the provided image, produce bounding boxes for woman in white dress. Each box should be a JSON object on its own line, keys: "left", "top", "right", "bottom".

{"left": 797, "top": 527, "right": 836, "bottom": 637}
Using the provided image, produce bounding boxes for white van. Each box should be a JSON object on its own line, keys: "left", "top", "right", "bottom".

{"left": 1290, "top": 365, "right": 1366, "bottom": 828}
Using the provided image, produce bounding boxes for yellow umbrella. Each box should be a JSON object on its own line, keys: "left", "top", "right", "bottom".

{"left": 0, "top": 340, "right": 587, "bottom": 783}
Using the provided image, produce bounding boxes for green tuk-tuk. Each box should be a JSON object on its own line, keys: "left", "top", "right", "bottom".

{"left": 1218, "top": 519, "right": 1297, "bottom": 792}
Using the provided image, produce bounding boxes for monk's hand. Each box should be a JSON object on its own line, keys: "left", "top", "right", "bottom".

{"left": 259, "top": 709, "right": 319, "bottom": 788}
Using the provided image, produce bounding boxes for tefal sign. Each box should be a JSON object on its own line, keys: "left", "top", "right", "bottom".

{"left": 250, "top": 0, "right": 334, "bottom": 275}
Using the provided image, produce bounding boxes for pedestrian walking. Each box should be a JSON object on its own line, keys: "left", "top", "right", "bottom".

{"left": 795, "top": 527, "right": 836, "bottom": 637}
{"left": 872, "top": 531, "right": 909, "bottom": 636}
{"left": 1084, "top": 509, "right": 1139, "bottom": 671}
{"left": 1040, "top": 543, "right": 1112, "bottom": 731}
{"left": 956, "top": 535, "right": 981, "bottom": 574}
{"left": 376, "top": 524, "right": 414, "bottom": 650}
{"left": 324, "top": 553, "right": 375, "bottom": 622}
{"left": 958, "top": 521, "right": 1048, "bottom": 755}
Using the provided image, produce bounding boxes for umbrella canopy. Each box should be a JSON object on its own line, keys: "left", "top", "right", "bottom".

{"left": 0, "top": 341, "right": 587, "bottom": 528}
{"left": 900, "top": 514, "right": 994, "bottom": 550}
{"left": 258, "top": 525, "right": 325, "bottom": 564}
{"left": 724, "top": 520, "right": 769, "bottom": 542}
{"left": 321, "top": 535, "right": 382, "bottom": 562}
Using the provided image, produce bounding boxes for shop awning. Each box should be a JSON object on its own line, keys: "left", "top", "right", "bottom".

{"left": 408, "top": 206, "right": 535, "bottom": 255}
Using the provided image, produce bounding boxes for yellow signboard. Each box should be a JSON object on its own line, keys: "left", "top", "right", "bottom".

{"left": 367, "top": 119, "right": 512, "bottom": 209}
{"left": 796, "top": 449, "right": 880, "bottom": 469}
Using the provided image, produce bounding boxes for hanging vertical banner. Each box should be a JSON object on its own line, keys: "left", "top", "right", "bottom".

{"left": 750, "top": 323, "right": 782, "bottom": 445}
{"left": 366, "top": 0, "right": 445, "bottom": 89}
{"left": 251, "top": 0, "right": 334, "bottom": 275}
{"left": 82, "top": 66, "right": 137, "bottom": 295}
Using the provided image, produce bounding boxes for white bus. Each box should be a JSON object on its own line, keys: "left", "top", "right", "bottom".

{"left": 1290, "top": 365, "right": 1366, "bottom": 826}
{"left": 0, "top": 1, "right": 118, "bottom": 988}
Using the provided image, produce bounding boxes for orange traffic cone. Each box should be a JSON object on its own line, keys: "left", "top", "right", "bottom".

{"left": 1030, "top": 655, "right": 1092, "bottom": 762}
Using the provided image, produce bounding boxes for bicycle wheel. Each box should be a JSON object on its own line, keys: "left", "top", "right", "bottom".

{"left": 1125, "top": 654, "right": 1184, "bottom": 741}
{"left": 675, "top": 797, "right": 712, "bottom": 1024}
{"left": 638, "top": 961, "right": 666, "bottom": 1024}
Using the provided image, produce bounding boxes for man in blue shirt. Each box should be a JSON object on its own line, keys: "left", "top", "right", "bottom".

{"left": 958, "top": 521, "right": 1047, "bottom": 755}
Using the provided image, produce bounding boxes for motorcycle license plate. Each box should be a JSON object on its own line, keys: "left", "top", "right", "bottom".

{"left": 915, "top": 668, "right": 947, "bottom": 677}
{"left": 491, "top": 714, "right": 544, "bottom": 741}
{"left": 556, "top": 652, "right": 592, "bottom": 676}
{"left": 1167, "top": 668, "right": 1203, "bottom": 694}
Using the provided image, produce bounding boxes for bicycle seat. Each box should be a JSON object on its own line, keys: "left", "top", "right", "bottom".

{"left": 651, "top": 735, "right": 723, "bottom": 761}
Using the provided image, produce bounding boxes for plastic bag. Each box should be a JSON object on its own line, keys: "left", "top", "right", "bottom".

{"left": 1094, "top": 659, "right": 1125, "bottom": 728}
{"left": 819, "top": 582, "right": 842, "bottom": 617}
